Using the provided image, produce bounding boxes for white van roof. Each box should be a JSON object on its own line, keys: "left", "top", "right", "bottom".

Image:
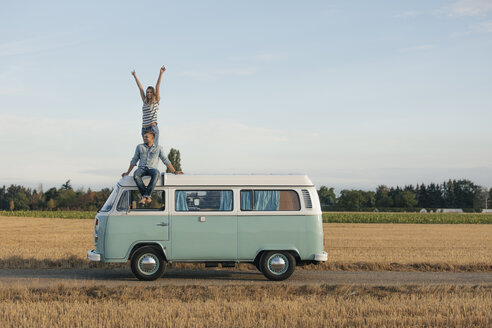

{"left": 118, "top": 173, "right": 314, "bottom": 187}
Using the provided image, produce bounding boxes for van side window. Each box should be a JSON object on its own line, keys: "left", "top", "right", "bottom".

{"left": 117, "top": 191, "right": 129, "bottom": 211}
{"left": 175, "top": 190, "right": 233, "bottom": 212}
{"left": 128, "top": 190, "right": 165, "bottom": 211}
{"left": 240, "top": 190, "right": 300, "bottom": 211}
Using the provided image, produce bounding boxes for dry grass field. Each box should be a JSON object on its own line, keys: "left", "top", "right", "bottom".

{"left": 324, "top": 223, "right": 492, "bottom": 271}
{"left": 1, "top": 216, "right": 492, "bottom": 327}
{"left": 0, "top": 284, "right": 491, "bottom": 327}
{"left": 1, "top": 216, "right": 491, "bottom": 271}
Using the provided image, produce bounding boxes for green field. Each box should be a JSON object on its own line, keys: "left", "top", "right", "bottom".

{"left": 323, "top": 212, "right": 492, "bottom": 224}
{"left": 0, "top": 211, "right": 95, "bottom": 219}
{"left": 2, "top": 210, "right": 492, "bottom": 224}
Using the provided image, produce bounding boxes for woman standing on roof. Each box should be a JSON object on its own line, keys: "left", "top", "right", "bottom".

{"left": 131, "top": 66, "right": 165, "bottom": 145}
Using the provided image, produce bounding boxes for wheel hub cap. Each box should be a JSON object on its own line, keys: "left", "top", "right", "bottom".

{"left": 268, "top": 254, "right": 288, "bottom": 274}
{"left": 139, "top": 255, "right": 158, "bottom": 274}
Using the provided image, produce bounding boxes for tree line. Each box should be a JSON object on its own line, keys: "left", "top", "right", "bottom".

{"left": 1, "top": 177, "right": 490, "bottom": 212}
{"left": 0, "top": 149, "right": 183, "bottom": 212}
{"left": 0, "top": 181, "right": 112, "bottom": 211}
{"left": 318, "top": 179, "right": 492, "bottom": 211}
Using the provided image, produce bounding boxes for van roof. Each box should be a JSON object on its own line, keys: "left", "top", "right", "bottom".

{"left": 118, "top": 173, "right": 314, "bottom": 187}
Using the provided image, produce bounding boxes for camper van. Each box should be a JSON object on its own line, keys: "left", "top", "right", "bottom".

{"left": 87, "top": 174, "right": 327, "bottom": 281}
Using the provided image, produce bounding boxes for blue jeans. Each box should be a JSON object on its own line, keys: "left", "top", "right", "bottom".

{"left": 134, "top": 167, "right": 160, "bottom": 198}
{"left": 141, "top": 124, "right": 159, "bottom": 145}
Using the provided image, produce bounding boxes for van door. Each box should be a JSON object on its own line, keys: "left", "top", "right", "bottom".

{"left": 105, "top": 189, "right": 169, "bottom": 260}
{"left": 170, "top": 189, "right": 236, "bottom": 261}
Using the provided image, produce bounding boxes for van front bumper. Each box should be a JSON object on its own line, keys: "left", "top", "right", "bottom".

{"left": 314, "top": 252, "right": 328, "bottom": 262}
{"left": 87, "top": 249, "right": 101, "bottom": 262}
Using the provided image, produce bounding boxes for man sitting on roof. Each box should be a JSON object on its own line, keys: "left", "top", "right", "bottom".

{"left": 122, "top": 131, "right": 183, "bottom": 205}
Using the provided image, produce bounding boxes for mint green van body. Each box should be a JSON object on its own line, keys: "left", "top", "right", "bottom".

{"left": 88, "top": 174, "right": 327, "bottom": 281}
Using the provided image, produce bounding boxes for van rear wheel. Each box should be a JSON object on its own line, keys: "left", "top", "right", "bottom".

{"left": 260, "top": 251, "right": 296, "bottom": 281}
{"left": 130, "top": 246, "right": 166, "bottom": 281}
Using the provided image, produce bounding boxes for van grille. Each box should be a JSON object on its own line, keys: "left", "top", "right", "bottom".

{"left": 302, "top": 189, "right": 312, "bottom": 209}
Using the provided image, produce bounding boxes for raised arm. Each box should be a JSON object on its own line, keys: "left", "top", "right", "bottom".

{"left": 155, "top": 66, "right": 165, "bottom": 102}
{"left": 131, "top": 70, "right": 145, "bottom": 102}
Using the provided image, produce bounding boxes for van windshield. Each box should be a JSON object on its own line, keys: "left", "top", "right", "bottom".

{"left": 99, "top": 186, "right": 120, "bottom": 212}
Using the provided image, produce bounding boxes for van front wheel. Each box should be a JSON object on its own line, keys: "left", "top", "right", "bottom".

{"left": 130, "top": 247, "right": 166, "bottom": 281}
{"left": 260, "top": 251, "right": 296, "bottom": 281}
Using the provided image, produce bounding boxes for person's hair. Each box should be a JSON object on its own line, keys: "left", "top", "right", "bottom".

{"left": 144, "top": 131, "right": 155, "bottom": 138}
{"left": 145, "top": 86, "right": 156, "bottom": 105}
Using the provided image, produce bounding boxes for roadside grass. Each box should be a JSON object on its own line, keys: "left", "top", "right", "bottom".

{"left": 1, "top": 216, "right": 491, "bottom": 271}
{"left": 1, "top": 284, "right": 491, "bottom": 327}
{"left": 322, "top": 212, "right": 492, "bottom": 224}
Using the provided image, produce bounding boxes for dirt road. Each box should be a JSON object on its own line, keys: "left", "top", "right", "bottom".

{"left": 1, "top": 268, "right": 491, "bottom": 288}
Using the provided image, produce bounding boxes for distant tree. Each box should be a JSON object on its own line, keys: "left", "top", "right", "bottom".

{"left": 442, "top": 180, "right": 456, "bottom": 208}
{"left": 473, "top": 187, "right": 489, "bottom": 210}
{"left": 167, "top": 148, "right": 182, "bottom": 173}
{"left": 57, "top": 189, "right": 76, "bottom": 210}
{"left": 30, "top": 190, "right": 44, "bottom": 210}
{"left": 47, "top": 198, "right": 56, "bottom": 210}
{"left": 0, "top": 186, "right": 6, "bottom": 209}
{"left": 45, "top": 187, "right": 58, "bottom": 202}
{"left": 427, "top": 183, "right": 443, "bottom": 208}
{"left": 375, "top": 185, "right": 393, "bottom": 208}
{"left": 337, "top": 190, "right": 359, "bottom": 211}
{"left": 61, "top": 180, "right": 73, "bottom": 190}
{"left": 416, "top": 184, "right": 430, "bottom": 208}
{"left": 489, "top": 188, "right": 492, "bottom": 210}
{"left": 6, "top": 185, "right": 30, "bottom": 210}
{"left": 317, "top": 186, "right": 336, "bottom": 206}
{"left": 453, "top": 179, "right": 477, "bottom": 208}
{"left": 337, "top": 190, "right": 374, "bottom": 211}
{"left": 395, "top": 190, "right": 418, "bottom": 208}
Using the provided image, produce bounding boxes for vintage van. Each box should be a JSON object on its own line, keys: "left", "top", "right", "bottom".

{"left": 87, "top": 174, "right": 327, "bottom": 281}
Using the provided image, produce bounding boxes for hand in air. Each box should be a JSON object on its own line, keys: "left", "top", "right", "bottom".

{"left": 160, "top": 66, "right": 166, "bottom": 73}
{"left": 131, "top": 70, "right": 136, "bottom": 76}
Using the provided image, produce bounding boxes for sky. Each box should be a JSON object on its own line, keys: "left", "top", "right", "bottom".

{"left": 0, "top": 0, "right": 491, "bottom": 192}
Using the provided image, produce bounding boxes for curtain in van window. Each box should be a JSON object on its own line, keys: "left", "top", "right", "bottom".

{"left": 254, "top": 191, "right": 280, "bottom": 211}
{"left": 219, "top": 191, "right": 233, "bottom": 211}
{"left": 175, "top": 191, "right": 189, "bottom": 211}
{"left": 241, "top": 190, "right": 253, "bottom": 211}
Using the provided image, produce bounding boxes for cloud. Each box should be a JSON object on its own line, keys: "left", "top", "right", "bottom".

{"left": 0, "top": 64, "right": 30, "bottom": 95}
{"left": 393, "top": 11, "right": 425, "bottom": 18}
{"left": 398, "top": 44, "right": 437, "bottom": 53}
{"left": 228, "top": 53, "right": 287, "bottom": 62}
{"left": 253, "top": 53, "right": 284, "bottom": 61}
{"left": 447, "top": 0, "right": 492, "bottom": 16}
{"left": 180, "top": 68, "right": 257, "bottom": 80}
{"left": 473, "top": 20, "right": 492, "bottom": 32}
{"left": 0, "top": 36, "right": 80, "bottom": 57}
{"left": 452, "top": 20, "right": 492, "bottom": 36}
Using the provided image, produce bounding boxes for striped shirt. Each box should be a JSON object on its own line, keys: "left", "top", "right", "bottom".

{"left": 142, "top": 100, "right": 159, "bottom": 127}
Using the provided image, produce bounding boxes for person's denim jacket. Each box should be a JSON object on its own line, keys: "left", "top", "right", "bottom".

{"left": 130, "top": 143, "right": 170, "bottom": 169}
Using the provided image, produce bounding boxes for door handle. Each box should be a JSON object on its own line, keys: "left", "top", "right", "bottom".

{"left": 156, "top": 222, "right": 168, "bottom": 226}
